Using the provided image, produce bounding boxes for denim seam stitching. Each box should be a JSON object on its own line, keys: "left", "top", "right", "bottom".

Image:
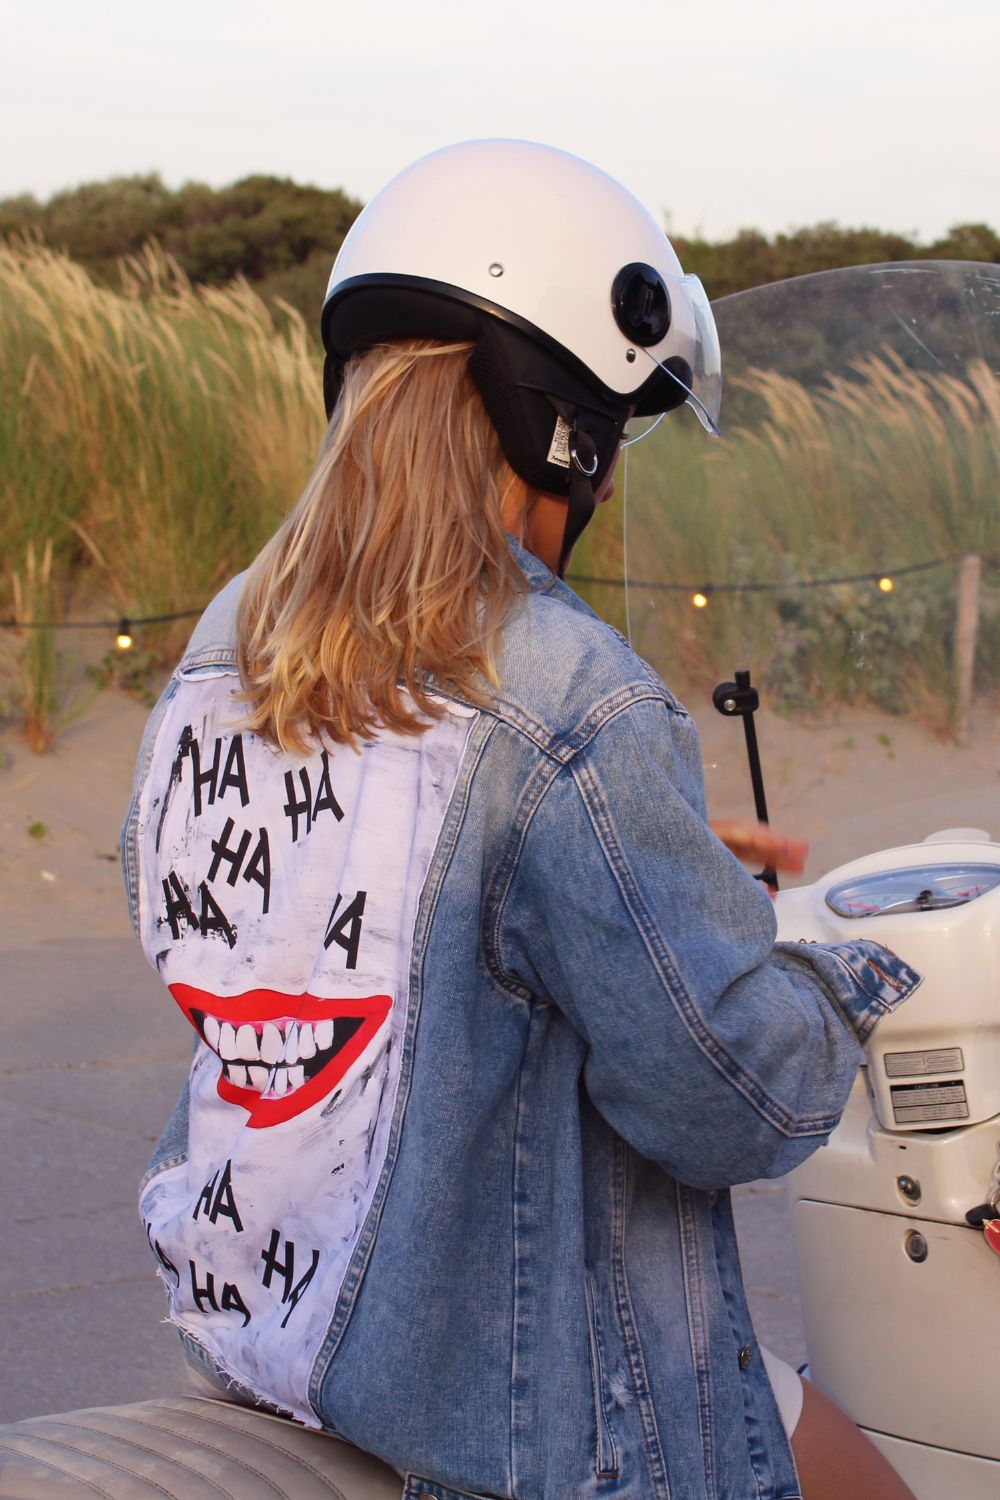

{"left": 677, "top": 1185, "right": 716, "bottom": 1496}
{"left": 817, "top": 949, "right": 894, "bottom": 1040}
{"left": 179, "top": 647, "right": 238, "bottom": 672}
{"left": 481, "top": 684, "right": 688, "bottom": 767}
{"left": 484, "top": 696, "right": 691, "bottom": 1002}
{"left": 583, "top": 1267, "right": 620, "bottom": 1478}
{"left": 773, "top": 947, "right": 899, "bottom": 1044}
{"left": 708, "top": 1200, "right": 777, "bottom": 1500}
{"left": 611, "top": 1138, "right": 671, "bottom": 1500}
{"left": 402, "top": 1478, "right": 498, "bottom": 1500}
{"left": 508, "top": 1016, "right": 532, "bottom": 1499}
{"left": 865, "top": 956, "right": 903, "bottom": 992}
{"left": 138, "top": 1152, "right": 188, "bottom": 1196}
{"left": 776, "top": 941, "right": 915, "bottom": 1005}
{"left": 306, "top": 713, "right": 489, "bottom": 1412}
{"left": 483, "top": 755, "right": 563, "bottom": 1000}
{"left": 121, "top": 673, "right": 181, "bottom": 935}
{"left": 572, "top": 753, "right": 842, "bottom": 1137}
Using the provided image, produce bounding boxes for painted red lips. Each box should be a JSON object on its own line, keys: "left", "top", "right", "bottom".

{"left": 169, "top": 982, "right": 392, "bottom": 1127}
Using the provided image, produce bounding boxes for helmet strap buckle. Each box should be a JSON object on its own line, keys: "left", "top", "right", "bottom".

{"left": 569, "top": 431, "right": 599, "bottom": 477}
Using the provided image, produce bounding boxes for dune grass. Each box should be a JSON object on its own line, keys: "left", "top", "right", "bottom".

{"left": 2, "top": 237, "right": 998, "bottom": 746}
{"left": 0, "top": 240, "right": 325, "bottom": 746}
{"left": 0, "top": 239, "right": 323, "bottom": 633}
{"left": 574, "top": 353, "right": 1000, "bottom": 719}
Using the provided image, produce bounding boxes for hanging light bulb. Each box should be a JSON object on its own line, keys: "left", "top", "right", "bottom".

{"left": 116, "top": 619, "right": 134, "bottom": 651}
{"left": 691, "top": 590, "right": 710, "bottom": 609}
{"left": 877, "top": 576, "right": 894, "bottom": 594}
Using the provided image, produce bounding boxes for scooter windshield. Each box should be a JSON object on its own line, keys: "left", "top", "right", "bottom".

{"left": 572, "top": 262, "right": 1000, "bottom": 880}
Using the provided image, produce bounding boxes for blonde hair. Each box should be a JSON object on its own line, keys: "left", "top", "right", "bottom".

{"left": 237, "top": 339, "right": 531, "bottom": 752}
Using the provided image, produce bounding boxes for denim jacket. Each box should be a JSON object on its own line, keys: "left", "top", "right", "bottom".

{"left": 122, "top": 540, "right": 920, "bottom": 1500}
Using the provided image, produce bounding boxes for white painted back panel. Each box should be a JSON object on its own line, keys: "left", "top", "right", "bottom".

{"left": 136, "top": 672, "right": 474, "bottom": 1422}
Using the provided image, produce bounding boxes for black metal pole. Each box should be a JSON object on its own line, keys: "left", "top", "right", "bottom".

{"left": 712, "top": 668, "right": 777, "bottom": 890}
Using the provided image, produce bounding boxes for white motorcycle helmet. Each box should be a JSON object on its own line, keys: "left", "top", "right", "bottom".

{"left": 321, "top": 139, "right": 721, "bottom": 573}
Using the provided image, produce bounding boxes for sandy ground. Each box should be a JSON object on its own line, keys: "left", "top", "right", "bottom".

{"left": 0, "top": 681, "right": 997, "bottom": 1423}
{"left": 3, "top": 684, "right": 998, "bottom": 951}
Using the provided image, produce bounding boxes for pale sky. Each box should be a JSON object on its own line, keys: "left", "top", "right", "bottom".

{"left": 4, "top": 0, "right": 998, "bottom": 240}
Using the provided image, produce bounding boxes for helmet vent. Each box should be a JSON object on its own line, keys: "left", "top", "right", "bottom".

{"left": 612, "top": 262, "right": 671, "bottom": 346}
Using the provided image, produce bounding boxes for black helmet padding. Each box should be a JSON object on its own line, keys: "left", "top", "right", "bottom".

{"left": 321, "top": 276, "right": 689, "bottom": 575}
{"left": 324, "top": 280, "right": 629, "bottom": 487}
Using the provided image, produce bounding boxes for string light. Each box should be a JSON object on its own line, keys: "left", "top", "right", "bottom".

{"left": 1, "top": 558, "right": 996, "bottom": 639}
{"left": 568, "top": 554, "right": 990, "bottom": 595}
{"left": 0, "top": 605, "right": 201, "bottom": 633}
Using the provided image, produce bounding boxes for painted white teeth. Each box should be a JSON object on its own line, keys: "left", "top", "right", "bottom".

{"left": 214, "top": 1016, "right": 332, "bottom": 1090}
{"left": 236, "top": 1023, "right": 259, "bottom": 1061}
{"left": 260, "top": 1022, "right": 283, "bottom": 1064}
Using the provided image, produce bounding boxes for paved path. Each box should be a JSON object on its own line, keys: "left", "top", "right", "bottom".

{"left": 0, "top": 937, "right": 805, "bottom": 1423}
{"left": 1, "top": 939, "right": 190, "bottom": 1421}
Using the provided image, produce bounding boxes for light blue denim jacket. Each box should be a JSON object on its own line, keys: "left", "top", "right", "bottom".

{"left": 123, "top": 540, "right": 920, "bottom": 1500}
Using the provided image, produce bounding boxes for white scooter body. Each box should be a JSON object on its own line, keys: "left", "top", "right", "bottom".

{"left": 775, "top": 830, "right": 1000, "bottom": 1499}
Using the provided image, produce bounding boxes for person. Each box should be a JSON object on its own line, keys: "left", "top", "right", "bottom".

{"left": 122, "top": 140, "right": 920, "bottom": 1500}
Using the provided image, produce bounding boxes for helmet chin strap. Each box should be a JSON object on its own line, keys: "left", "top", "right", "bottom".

{"left": 558, "top": 459, "right": 597, "bottom": 577}
{"left": 548, "top": 402, "right": 601, "bottom": 578}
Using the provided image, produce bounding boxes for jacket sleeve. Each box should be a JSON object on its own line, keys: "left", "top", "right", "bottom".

{"left": 495, "top": 694, "right": 921, "bottom": 1189}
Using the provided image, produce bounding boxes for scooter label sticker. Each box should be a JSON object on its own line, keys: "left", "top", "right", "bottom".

{"left": 890, "top": 1079, "right": 969, "bottom": 1124}
{"left": 884, "top": 1047, "right": 965, "bottom": 1078}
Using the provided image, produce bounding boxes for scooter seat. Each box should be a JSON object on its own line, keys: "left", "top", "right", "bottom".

{"left": 0, "top": 1395, "right": 402, "bottom": 1499}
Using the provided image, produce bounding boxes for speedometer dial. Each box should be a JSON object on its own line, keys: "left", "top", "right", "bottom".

{"left": 826, "top": 863, "right": 1000, "bottom": 918}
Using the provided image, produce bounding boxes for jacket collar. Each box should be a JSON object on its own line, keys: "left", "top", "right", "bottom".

{"left": 507, "top": 535, "right": 600, "bottom": 622}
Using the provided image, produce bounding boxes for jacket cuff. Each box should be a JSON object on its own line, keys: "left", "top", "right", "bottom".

{"left": 772, "top": 939, "right": 923, "bottom": 1044}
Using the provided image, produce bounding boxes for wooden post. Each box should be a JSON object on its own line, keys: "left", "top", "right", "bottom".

{"left": 953, "top": 553, "right": 982, "bottom": 744}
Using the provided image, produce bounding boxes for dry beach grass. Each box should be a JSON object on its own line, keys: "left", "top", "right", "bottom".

{"left": 2, "top": 239, "right": 1000, "bottom": 753}
{"left": 1, "top": 239, "right": 323, "bottom": 675}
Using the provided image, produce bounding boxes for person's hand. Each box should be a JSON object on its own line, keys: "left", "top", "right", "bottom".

{"left": 710, "top": 819, "right": 808, "bottom": 879}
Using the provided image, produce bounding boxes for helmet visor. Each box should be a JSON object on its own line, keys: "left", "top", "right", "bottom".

{"left": 632, "top": 274, "right": 723, "bottom": 433}
{"left": 677, "top": 273, "right": 722, "bottom": 433}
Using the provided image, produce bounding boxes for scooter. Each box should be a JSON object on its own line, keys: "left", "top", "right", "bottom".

{"left": 697, "top": 257, "right": 1000, "bottom": 1500}
{"left": 775, "top": 828, "right": 1000, "bottom": 1500}
{"left": 3, "top": 260, "right": 997, "bottom": 1499}
{"left": 710, "top": 650, "right": 1000, "bottom": 1500}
